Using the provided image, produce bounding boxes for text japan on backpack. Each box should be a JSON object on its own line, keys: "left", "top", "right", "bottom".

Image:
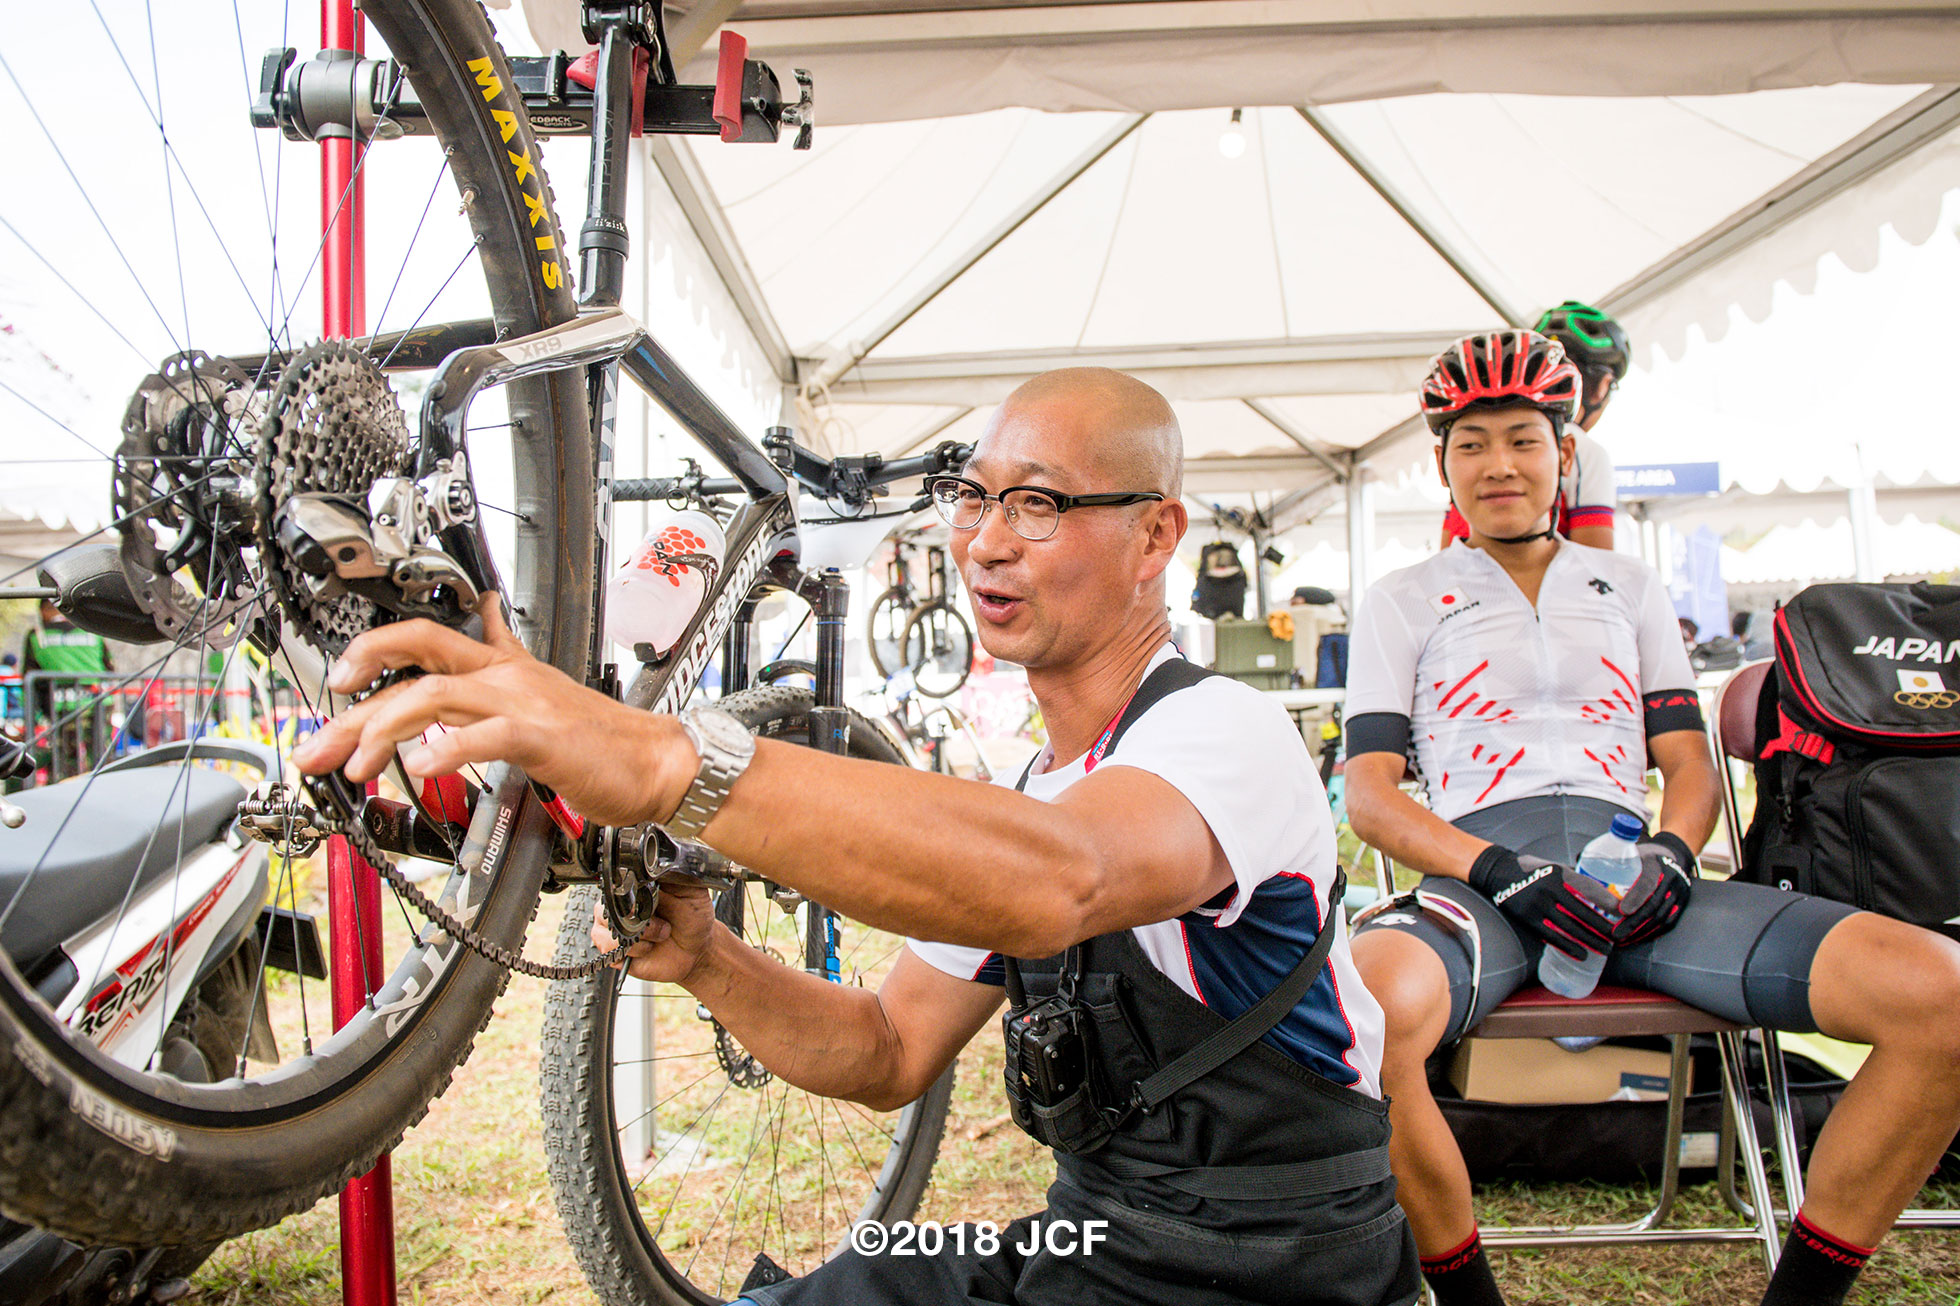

{"left": 1740, "top": 581, "right": 1960, "bottom": 938}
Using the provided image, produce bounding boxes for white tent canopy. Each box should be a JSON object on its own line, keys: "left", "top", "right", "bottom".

{"left": 509, "top": 1, "right": 1960, "bottom": 527}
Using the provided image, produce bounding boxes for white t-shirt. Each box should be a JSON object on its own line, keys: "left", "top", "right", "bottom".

{"left": 908, "top": 646, "right": 1385, "bottom": 1097}
{"left": 1344, "top": 541, "right": 1701, "bottom": 825}
{"left": 1562, "top": 429, "right": 1617, "bottom": 534}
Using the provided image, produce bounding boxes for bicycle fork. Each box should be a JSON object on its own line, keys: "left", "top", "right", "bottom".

{"left": 801, "top": 569, "right": 850, "bottom": 981}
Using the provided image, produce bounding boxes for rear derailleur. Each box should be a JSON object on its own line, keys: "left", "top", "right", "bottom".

{"left": 271, "top": 454, "right": 483, "bottom": 631}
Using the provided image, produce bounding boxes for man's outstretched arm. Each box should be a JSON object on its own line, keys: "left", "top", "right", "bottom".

{"left": 594, "top": 880, "right": 1003, "bottom": 1110}
{"left": 291, "top": 601, "right": 1236, "bottom": 959}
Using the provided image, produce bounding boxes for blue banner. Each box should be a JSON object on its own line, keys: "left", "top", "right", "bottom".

{"left": 1617, "top": 462, "right": 1721, "bottom": 497}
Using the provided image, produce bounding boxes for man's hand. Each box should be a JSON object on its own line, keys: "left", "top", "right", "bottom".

{"left": 591, "top": 883, "right": 718, "bottom": 985}
{"left": 289, "top": 597, "right": 689, "bottom": 827}
{"left": 1612, "top": 832, "right": 1697, "bottom": 948}
{"left": 1467, "top": 844, "right": 1621, "bottom": 962}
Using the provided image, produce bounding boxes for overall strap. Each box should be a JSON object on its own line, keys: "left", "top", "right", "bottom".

{"left": 1003, "top": 656, "right": 1217, "bottom": 1008}
{"left": 1129, "top": 868, "right": 1347, "bottom": 1114}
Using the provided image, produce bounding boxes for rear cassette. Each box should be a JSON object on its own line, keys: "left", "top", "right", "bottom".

{"left": 254, "top": 341, "right": 412, "bottom": 655}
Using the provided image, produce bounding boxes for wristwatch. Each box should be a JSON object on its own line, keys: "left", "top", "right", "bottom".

{"left": 663, "top": 705, "right": 757, "bottom": 843}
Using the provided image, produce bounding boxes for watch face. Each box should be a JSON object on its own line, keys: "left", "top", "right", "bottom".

{"left": 692, "top": 708, "right": 755, "bottom": 756}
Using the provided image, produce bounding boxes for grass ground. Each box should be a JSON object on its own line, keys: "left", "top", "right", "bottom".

{"left": 196, "top": 892, "right": 1960, "bottom": 1306}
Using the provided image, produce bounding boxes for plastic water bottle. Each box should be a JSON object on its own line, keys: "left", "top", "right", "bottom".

{"left": 1537, "top": 812, "right": 1646, "bottom": 999}
{"left": 605, "top": 508, "right": 725, "bottom": 657}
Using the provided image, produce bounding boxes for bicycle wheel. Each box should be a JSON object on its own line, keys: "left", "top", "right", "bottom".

{"left": 542, "top": 686, "right": 953, "bottom": 1306}
{"left": 865, "top": 585, "right": 914, "bottom": 681}
{"left": 0, "top": 0, "right": 593, "bottom": 1245}
{"left": 902, "top": 601, "right": 975, "bottom": 699}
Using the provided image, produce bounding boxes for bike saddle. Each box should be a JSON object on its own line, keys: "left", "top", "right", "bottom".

{"left": 0, "top": 768, "right": 246, "bottom": 975}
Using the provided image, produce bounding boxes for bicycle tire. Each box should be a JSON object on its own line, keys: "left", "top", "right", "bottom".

{"left": 0, "top": 0, "right": 593, "bottom": 1246}
{"left": 901, "top": 600, "right": 975, "bottom": 699}
{"left": 865, "top": 585, "right": 915, "bottom": 681}
{"left": 542, "top": 686, "right": 953, "bottom": 1306}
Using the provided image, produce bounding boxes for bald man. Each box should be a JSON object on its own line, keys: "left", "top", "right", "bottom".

{"left": 295, "top": 368, "right": 1420, "bottom": 1306}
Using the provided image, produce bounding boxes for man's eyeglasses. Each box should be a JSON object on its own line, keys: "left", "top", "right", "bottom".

{"left": 926, "top": 475, "right": 1164, "bottom": 542}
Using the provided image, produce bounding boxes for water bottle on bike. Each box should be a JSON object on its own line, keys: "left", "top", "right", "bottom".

{"left": 605, "top": 507, "right": 725, "bottom": 657}
{"left": 1537, "top": 812, "right": 1645, "bottom": 999}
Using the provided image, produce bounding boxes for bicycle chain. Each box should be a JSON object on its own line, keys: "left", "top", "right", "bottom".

{"left": 308, "top": 776, "right": 635, "bottom": 982}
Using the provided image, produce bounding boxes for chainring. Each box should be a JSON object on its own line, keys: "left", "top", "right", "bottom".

{"left": 114, "top": 351, "right": 266, "bottom": 649}
{"left": 254, "top": 341, "right": 412, "bottom": 655}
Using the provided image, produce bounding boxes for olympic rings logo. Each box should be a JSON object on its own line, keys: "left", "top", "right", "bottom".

{"left": 1893, "top": 689, "right": 1960, "bottom": 710}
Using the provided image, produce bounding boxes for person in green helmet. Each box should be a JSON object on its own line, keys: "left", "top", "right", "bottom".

{"left": 1438, "top": 301, "right": 1628, "bottom": 552}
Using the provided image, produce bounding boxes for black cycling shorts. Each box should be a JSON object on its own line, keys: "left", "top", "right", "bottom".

{"left": 1355, "top": 794, "right": 1858, "bottom": 1043}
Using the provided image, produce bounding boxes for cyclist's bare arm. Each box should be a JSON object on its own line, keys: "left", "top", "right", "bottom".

{"left": 293, "top": 603, "right": 1237, "bottom": 958}
{"left": 595, "top": 888, "right": 1001, "bottom": 1109}
{"left": 1647, "top": 728, "right": 1720, "bottom": 852}
{"left": 1344, "top": 751, "right": 1489, "bottom": 879}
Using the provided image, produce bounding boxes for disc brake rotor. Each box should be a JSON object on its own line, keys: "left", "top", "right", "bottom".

{"left": 113, "top": 351, "right": 266, "bottom": 649}
{"left": 254, "top": 341, "right": 412, "bottom": 655}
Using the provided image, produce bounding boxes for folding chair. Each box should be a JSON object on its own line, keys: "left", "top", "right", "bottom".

{"left": 1711, "top": 660, "right": 1960, "bottom": 1231}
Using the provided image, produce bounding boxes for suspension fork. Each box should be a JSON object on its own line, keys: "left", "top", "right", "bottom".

{"left": 799, "top": 568, "right": 851, "bottom": 979}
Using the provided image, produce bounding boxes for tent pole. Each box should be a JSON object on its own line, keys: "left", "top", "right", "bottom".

{"left": 1345, "top": 465, "right": 1375, "bottom": 605}
{"left": 1244, "top": 399, "right": 1350, "bottom": 482}
{"left": 1297, "top": 105, "right": 1528, "bottom": 328}
{"left": 1252, "top": 525, "right": 1270, "bottom": 618}
{"left": 804, "top": 114, "right": 1148, "bottom": 395}
{"left": 1849, "top": 448, "right": 1882, "bottom": 582}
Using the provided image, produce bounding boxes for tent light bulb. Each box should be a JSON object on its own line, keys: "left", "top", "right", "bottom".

{"left": 1219, "top": 108, "right": 1247, "bottom": 160}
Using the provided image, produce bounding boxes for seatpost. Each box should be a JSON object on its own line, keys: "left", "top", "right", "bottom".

{"left": 577, "top": 3, "right": 658, "bottom": 308}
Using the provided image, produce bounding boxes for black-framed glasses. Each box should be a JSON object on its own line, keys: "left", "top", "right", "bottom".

{"left": 926, "top": 475, "right": 1164, "bottom": 542}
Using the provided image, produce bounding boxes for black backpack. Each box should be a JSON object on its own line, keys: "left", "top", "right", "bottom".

{"left": 1739, "top": 582, "right": 1960, "bottom": 934}
{"left": 1191, "top": 542, "right": 1247, "bottom": 621}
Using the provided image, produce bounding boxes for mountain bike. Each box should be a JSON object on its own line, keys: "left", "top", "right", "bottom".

{"left": 864, "top": 535, "right": 924, "bottom": 681}
{"left": 865, "top": 536, "right": 973, "bottom": 698}
{"left": 899, "top": 542, "right": 975, "bottom": 700}
{"left": 0, "top": 4, "right": 965, "bottom": 1301}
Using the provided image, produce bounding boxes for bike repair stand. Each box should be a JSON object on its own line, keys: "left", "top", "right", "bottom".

{"left": 322, "top": 0, "right": 396, "bottom": 1300}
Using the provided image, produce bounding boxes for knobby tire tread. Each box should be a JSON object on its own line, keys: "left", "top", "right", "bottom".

{"left": 541, "top": 688, "right": 953, "bottom": 1305}
{"left": 0, "top": 0, "right": 592, "bottom": 1246}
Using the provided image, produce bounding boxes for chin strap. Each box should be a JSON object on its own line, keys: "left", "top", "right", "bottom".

{"left": 1489, "top": 524, "right": 1556, "bottom": 544}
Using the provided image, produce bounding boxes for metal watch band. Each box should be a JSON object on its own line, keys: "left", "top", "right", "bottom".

{"left": 664, "top": 706, "right": 753, "bottom": 843}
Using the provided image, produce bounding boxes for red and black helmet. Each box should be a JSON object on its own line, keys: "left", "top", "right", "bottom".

{"left": 1420, "top": 330, "right": 1581, "bottom": 439}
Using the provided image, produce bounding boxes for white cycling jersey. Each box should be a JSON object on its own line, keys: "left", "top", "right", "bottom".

{"left": 1345, "top": 539, "right": 1701, "bottom": 825}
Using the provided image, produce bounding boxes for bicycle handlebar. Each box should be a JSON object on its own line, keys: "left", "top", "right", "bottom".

{"left": 612, "top": 439, "right": 970, "bottom": 507}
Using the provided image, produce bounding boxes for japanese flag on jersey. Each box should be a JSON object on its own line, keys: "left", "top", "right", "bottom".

{"left": 1427, "top": 590, "right": 1473, "bottom": 619}
{"left": 1899, "top": 668, "right": 1948, "bottom": 694}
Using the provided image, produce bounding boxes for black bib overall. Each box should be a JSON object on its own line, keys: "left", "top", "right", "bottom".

{"left": 743, "top": 660, "right": 1420, "bottom": 1306}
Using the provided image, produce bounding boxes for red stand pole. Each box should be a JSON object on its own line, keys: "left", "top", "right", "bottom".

{"left": 322, "top": 0, "right": 391, "bottom": 1302}
{"left": 328, "top": 829, "right": 396, "bottom": 1306}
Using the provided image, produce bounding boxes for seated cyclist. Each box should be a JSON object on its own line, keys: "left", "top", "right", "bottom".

{"left": 1438, "top": 300, "right": 1626, "bottom": 552}
{"left": 1346, "top": 329, "right": 1960, "bottom": 1306}
{"left": 295, "top": 368, "right": 1420, "bottom": 1306}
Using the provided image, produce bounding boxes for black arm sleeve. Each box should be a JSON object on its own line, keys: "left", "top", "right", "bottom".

{"left": 1345, "top": 711, "right": 1411, "bottom": 758}
{"left": 1642, "top": 688, "right": 1705, "bottom": 738}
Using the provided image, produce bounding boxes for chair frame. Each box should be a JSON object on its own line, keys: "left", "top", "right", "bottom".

{"left": 1361, "top": 844, "right": 1785, "bottom": 1271}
